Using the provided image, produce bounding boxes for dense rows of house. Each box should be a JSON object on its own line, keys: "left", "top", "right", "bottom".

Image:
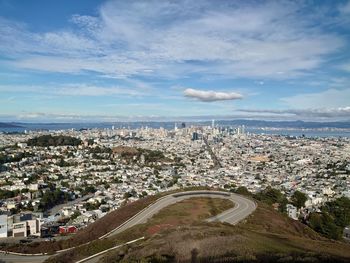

{"left": 0, "top": 125, "right": 349, "bottom": 240}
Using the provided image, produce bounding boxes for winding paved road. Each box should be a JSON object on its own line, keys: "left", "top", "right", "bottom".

{"left": 102, "top": 190, "right": 256, "bottom": 238}
{"left": 0, "top": 190, "right": 256, "bottom": 263}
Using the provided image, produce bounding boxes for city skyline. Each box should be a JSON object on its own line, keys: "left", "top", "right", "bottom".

{"left": 1, "top": 0, "right": 350, "bottom": 122}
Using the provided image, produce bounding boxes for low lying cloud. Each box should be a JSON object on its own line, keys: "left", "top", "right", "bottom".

{"left": 184, "top": 88, "right": 243, "bottom": 102}
{"left": 0, "top": 84, "right": 144, "bottom": 97}
{"left": 281, "top": 88, "right": 350, "bottom": 109}
{"left": 236, "top": 107, "right": 350, "bottom": 118}
{"left": 1, "top": 107, "right": 350, "bottom": 123}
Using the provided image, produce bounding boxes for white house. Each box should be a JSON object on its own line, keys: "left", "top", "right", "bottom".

{"left": 287, "top": 204, "right": 298, "bottom": 220}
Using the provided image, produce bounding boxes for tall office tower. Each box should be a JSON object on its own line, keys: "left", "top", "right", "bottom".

{"left": 112, "top": 125, "right": 115, "bottom": 130}
{"left": 181, "top": 122, "right": 186, "bottom": 128}
{"left": 174, "top": 123, "right": 178, "bottom": 131}
{"left": 212, "top": 119, "right": 215, "bottom": 128}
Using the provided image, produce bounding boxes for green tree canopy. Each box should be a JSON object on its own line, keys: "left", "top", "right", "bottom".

{"left": 255, "top": 187, "right": 288, "bottom": 213}
{"left": 308, "top": 196, "right": 350, "bottom": 240}
{"left": 27, "top": 135, "right": 81, "bottom": 147}
{"left": 291, "top": 190, "right": 308, "bottom": 209}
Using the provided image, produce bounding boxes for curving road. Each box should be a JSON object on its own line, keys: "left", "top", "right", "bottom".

{"left": 101, "top": 190, "right": 256, "bottom": 238}
{"left": 0, "top": 190, "right": 256, "bottom": 263}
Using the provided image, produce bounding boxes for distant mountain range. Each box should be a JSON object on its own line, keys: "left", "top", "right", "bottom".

{"left": 0, "top": 122, "right": 23, "bottom": 128}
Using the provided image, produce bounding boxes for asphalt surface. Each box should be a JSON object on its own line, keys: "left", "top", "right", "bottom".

{"left": 0, "top": 254, "right": 50, "bottom": 263}
{"left": 103, "top": 190, "right": 256, "bottom": 238}
{"left": 0, "top": 190, "right": 256, "bottom": 263}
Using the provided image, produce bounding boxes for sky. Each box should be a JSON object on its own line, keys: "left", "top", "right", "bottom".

{"left": 0, "top": 0, "right": 350, "bottom": 122}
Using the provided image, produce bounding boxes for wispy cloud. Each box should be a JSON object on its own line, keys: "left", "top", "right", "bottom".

{"left": 340, "top": 62, "right": 350, "bottom": 72}
{"left": 3, "top": 107, "right": 350, "bottom": 123}
{"left": 0, "top": 84, "right": 145, "bottom": 97}
{"left": 340, "top": 0, "right": 350, "bottom": 14}
{"left": 184, "top": 88, "right": 243, "bottom": 102}
{"left": 281, "top": 88, "right": 350, "bottom": 108}
{"left": 0, "top": 0, "right": 346, "bottom": 79}
{"left": 236, "top": 107, "right": 350, "bottom": 119}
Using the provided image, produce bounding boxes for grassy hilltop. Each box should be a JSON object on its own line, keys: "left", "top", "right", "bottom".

{"left": 3, "top": 187, "right": 350, "bottom": 263}
{"left": 99, "top": 202, "right": 350, "bottom": 263}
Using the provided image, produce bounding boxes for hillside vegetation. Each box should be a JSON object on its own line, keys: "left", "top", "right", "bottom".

{"left": 45, "top": 197, "right": 234, "bottom": 263}
{"left": 5, "top": 187, "right": 350, "bottom": 263}
{"left": 27, "top": 135, "right": 81, "bottom": 147}
{"left": 99, "top": 202, "right": 350, "bottom": 263}
{"left": 112, "top": 146, "right": 169, "bottom": 164}
{"left": 2, "top": 187, "right": 212, "bottom": 254}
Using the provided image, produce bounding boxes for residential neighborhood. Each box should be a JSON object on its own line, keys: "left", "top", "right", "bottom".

{"left": 0, "top": 125, "right": 349, "bottom": 242}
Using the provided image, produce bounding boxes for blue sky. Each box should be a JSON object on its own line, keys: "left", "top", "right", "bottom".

{"left": 0, "top": 0, "right": 350, "bottom": 122}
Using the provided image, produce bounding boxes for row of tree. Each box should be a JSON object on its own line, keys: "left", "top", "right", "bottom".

{"left": 27, "top": 135, "right": 82, "bottom": 147}
{"left": 235, "top": 186, "right": 349, "bottom": 240}
{"left": 235, "top": 186, "right": 307, "bottom": 213}
{"left": 308, "top": 197, "right": 350, "bottom": 240}
{"left": 0, "top": 151, "right": 32, "bottom": 164}
{"left": 38, "top": 189, "right": 71, "bottom": 211}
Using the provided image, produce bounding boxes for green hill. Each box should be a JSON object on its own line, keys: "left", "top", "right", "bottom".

{"left": 42, "top": 196, "right": 350, "bottom": 263}
{"left": 98, "top": 202, "right": 350, "bottom": 263}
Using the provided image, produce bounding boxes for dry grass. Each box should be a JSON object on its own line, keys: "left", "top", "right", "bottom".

{"left": 3, "top": 187, "right": 216, "bottom": 254}
{"left": 240, "top": 201, "right": 321, "bottom": 239}
{"left": 43, "top": 197, "right": 233, "bottom": 263}
{"left": 2, "top": 195, "right": 159, "bottom": 254}
{"left": 98, "top": 201, "right": 350, "bottom": 263}
{"left": 146, "top": 197, "right": 234, "bottom": 229}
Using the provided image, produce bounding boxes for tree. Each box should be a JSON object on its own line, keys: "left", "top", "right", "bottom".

{"left": 27, "top": 135, "right": 81, "bottom": 147}
{"left": 61, "top": 181, "right": 69, "bottom": 188}
{"left": 85, "top": 202, "right": 100, "bottom": 211}
{"left": 0, "top": 189, "right": 16, "bottom": 199}
{"left": 307, "top": 197, "right": 350, "bottom": 240}
{"left": 308, "top": 212, "right": 342, "bottom": 240}
{"left": 124, "top": 189, "right": 137, "bottom": 199}
{"left": 39, "top": 189, "right": 71, "bottom": 211}
{"left": 322, "top": 196, "right": 350, "bottom": 228}
{"left": 82, "top": 185, "right": 96, "bottom": 195}
{"left": 235, "top": 186, "right": 251, "bottom": 196}
{"left": 70, "top": 211, "right": 81, "bottom": 220}
{"left": 255, "top": 187, "right": 288, "bottom": 213}
{"left": 291, "top": 190, "right": 307, "bottom": 209}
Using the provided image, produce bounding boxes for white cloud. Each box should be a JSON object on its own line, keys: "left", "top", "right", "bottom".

{"left": 13, "top": 55, "right": 149, "bottom": 77}
{"left": 12, "top": 112, "right": 115, "bottom": 121}
{"left": 57, "top": 84, "right": 142, "bottom": 97}
{"left": 340, "top": 1, "right": 350, "bottom": 14}
{"left": 340, "top": 62, "right": 350, "bottom": 72}
{"left": 0, "top": 0, "right": 346, "bottom": 79}
{"left": 4, "top": 107, "right": 350, "bottom": 122}
{"left": 281, "top": 88, "right": 350, "bottom": 108}
{"left": 184, "top": 88, "right": 243, "bottom": 102}
{"left": 236, "top": 107, "right": 350, "bottom": 119}
{"left": 0, "top": 84, "right": 144, "bottom": 97}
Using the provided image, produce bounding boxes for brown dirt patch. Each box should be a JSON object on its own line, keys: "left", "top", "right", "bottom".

{"left": 144, "top": 197, "right": 234, "bottom": 235}
{"left": 249, "top": 155, "right": 270, "bottom": 162}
